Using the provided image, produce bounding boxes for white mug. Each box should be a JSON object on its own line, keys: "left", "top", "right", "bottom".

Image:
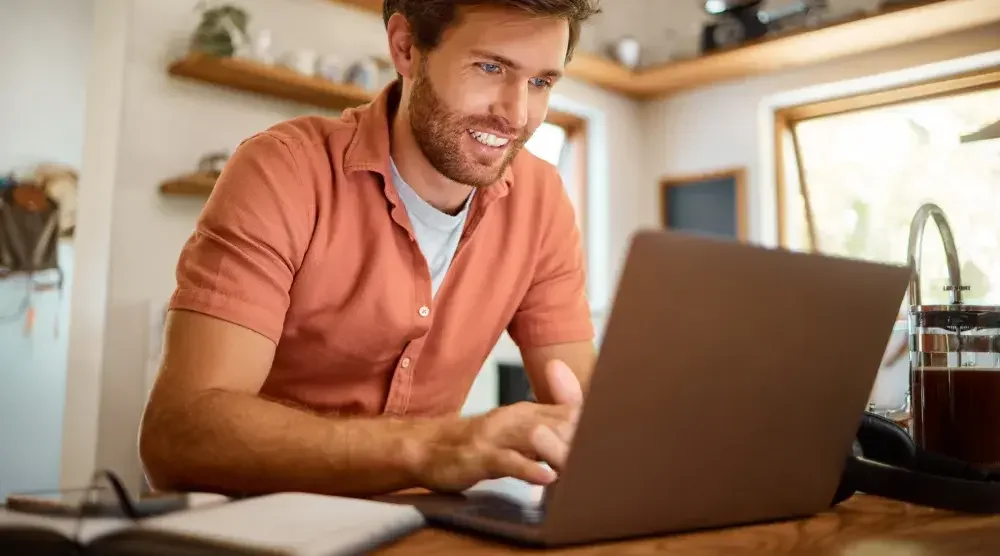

{"left": 316, "top": 54, "right": 346, "bottom": 83}
{"left": 281, "top": 49, "right": 318, "bottom": 76}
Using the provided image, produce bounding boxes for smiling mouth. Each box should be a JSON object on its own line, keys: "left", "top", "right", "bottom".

{"left": 468, "top": 129, "right": 511, "bottom": 148}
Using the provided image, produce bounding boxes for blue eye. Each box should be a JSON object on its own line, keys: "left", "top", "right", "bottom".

{"left": 530, "top": 77, "right": 552, "bottom": 89}
{"left": 480, "top": 63, "right": 501, "bottom": 73}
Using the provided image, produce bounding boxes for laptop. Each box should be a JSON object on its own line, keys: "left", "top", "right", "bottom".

{"left": 384, "top": 229, "right": 912, "bottom": 547}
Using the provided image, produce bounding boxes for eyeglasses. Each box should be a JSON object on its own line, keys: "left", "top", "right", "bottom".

{"left": 5, "top": 468, "right": 193, "bottom": 545}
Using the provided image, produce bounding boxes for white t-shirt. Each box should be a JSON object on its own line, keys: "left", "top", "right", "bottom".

{"left": 389, "top": 158, "right": 473, "bottom": 297}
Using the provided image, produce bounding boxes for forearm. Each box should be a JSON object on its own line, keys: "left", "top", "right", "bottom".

{"left": 521, "top": 340, "right": 597, "bottom": 403}
{"left": 139, "top": 389, "right": 446, "bottom": 497}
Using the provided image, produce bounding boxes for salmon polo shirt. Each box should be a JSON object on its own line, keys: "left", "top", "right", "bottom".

{"left": 169, "top": 82, "right": 594, "bottom": 417}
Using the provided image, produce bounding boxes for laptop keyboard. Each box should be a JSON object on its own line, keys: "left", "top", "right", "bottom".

{"left": 459, "top": 495, "right": 546, "bottom": 525}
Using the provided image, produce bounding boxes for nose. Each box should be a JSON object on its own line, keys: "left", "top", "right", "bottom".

{"left": 494, "top": 81, "right": 529, "bottom": 131}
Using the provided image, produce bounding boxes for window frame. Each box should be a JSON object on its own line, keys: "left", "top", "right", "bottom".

{"left": 773, "top": 67, "right": 1000, "bottom": 320}
{"left": 773, "top": 67, "right": 1000, "bottom": 251}
{"left": 541, "top": 109, "right": 589, "bottom": 268}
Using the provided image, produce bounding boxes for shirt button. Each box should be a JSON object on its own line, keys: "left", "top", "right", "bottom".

{"left": 418, "top": 306, "right": 430, "bottom": 318}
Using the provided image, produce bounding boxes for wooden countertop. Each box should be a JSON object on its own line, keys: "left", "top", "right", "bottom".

{"left": 376, "top": 494, "right": 1000, "bottom": 555}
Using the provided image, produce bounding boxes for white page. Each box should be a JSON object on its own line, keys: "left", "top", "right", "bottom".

{"left": 137, "top": 492, "right": 425, "bottom": 556}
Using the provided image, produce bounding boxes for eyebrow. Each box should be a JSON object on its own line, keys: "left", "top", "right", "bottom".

{"left": 470, "top": 48, "right": 564, "bottom": 79}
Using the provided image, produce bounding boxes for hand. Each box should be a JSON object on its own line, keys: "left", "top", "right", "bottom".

{"left": 415, "top": 360, "right": 584, "bottom": 493}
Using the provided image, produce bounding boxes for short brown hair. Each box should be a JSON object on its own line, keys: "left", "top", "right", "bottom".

{"left": 383, "top": 0, "right": 601, "bottom": 63}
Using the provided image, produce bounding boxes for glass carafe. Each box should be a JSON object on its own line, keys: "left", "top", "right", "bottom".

{"left": 910, "top": 305, "right": 1000, "bottom": 468}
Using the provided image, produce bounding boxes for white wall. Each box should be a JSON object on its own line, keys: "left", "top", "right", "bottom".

{"left": 640, "top": 24, "right": 1000, "bottom": 411}
{"left": 61, "top": 0, "right": 131, "bottom": 494}
{"left": 0, "top": 0, "right": 92, "bottom": 499}
{"left": 64, "top": 0, "right": 644, "bottom": 491}
{"left": 0, "top": 0, "right": 92, "bottom": 175}
{"left": 641, "top": 24, "right": 1000, "bottom": 248}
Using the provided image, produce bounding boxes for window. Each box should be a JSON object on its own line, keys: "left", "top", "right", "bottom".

{"left": 525, "top": 121, "right": 567, "bottom": 166}
{"left": 525, "top": 114, "right": 588, "bottom": 262}
{"left": 776, "top": 70, "right": 1000, "bottom": 308}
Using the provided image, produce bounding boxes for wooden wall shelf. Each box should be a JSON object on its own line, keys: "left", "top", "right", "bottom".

{"left": 169, "top": 52, "right": 375, "bottom": 111}
{"left": 323, "top": 0, "right": 636, "bottom": 94}
{"left": 162, "top": 53, "right": 588, "bottom": 197}
{"left": 326, "top": 0, "right": 1000, "bottom": 98}
{"left": 166, "top": 51, "right": 586, "bottom": 138}
{"left": 333, "top": 0, "right": 382, "bottom": 13}
{"left": 159, "top": 172, "right": 218, "bottom": 196}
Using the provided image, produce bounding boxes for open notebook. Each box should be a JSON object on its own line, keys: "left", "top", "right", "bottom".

{"left": 0, "top": 492, "right": 425, "bottom": 555}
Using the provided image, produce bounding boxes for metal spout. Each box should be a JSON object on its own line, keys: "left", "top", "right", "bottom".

{"left": 906, "top": 203, "right": 965, "bottom": 307}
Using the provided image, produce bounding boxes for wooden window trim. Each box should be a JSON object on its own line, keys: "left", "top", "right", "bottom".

{"left": 544, "top": 113, "right": 590, "bottom": 270}
{"left": 545, "top": 110, "right": 586, "bottom": 136}
{"left": 773, "top": 67, "right": 1000, "bottom": 250}
{"left": 568, "top": 122, "right": 589, "bottom": 271}
{"left": 773, "top": 66, "right": 1000, "bottom": 321}
{"left": 778, "top": 68, "right": 1000, "bottom": 124}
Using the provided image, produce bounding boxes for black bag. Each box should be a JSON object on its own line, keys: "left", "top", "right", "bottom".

{"left": 0, "top": 183, "right": 61, "bottom": 276}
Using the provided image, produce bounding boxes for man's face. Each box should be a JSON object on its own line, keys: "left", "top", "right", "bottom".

{"left": 406, "top": 6, "right": 569, "bottom": 188}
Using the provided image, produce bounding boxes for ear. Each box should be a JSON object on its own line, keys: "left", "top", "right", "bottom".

{"left": 386, "top": 12, "right": 417, "bottom": 80}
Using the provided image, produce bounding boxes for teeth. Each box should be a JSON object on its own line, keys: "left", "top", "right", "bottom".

{"left": 469, "top": 130, "right": 510, "bottom": 148}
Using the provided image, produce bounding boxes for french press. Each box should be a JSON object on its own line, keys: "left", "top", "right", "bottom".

{"left": 906, "top": 203, "right": 1000, "bottom": 469}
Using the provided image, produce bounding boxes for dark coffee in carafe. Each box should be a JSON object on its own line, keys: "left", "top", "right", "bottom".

{"left": 912, "top": 367, "right": 1000, "bottom": 468}
{"left": 908, "top": 304, "right": 1000, "bottom": 468}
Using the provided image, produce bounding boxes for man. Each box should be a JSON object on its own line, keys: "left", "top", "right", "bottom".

{"left": 139, "top": 0, "right": 602, "bottom": 497}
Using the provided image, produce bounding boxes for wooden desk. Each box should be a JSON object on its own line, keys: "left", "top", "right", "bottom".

{"left": 376, "top": 495, "right": 1000, "bottom": 555}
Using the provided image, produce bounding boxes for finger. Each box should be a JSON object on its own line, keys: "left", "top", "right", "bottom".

{"left": 489, "top": 404, "right": 578, "bottom": 457}
{"left": 518, "top": 405, "right": 580, "bottom": 446}
{"left": 527, "top": 409, "right": 578, "bottom": 445}
{"left": 550, "top": 418, "right": 577, "bottom": 446}
{"left": 530, "top": 424, "right": 571, "bottom": 471}
{"left": 546, "top": 359, "right": 583, "bottom": 407}
{"left": 528, "top": 401, "right": 580, "bottom": 424}
{"left": 489, "top": 448, "right": 557, "bottom": 485}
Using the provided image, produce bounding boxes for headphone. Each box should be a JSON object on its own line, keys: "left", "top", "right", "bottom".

{"left": 831, "top": 411, "right": 1000, "bottom": 513}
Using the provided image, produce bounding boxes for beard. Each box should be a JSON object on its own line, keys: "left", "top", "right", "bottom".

{"left": 408, "top": 60, "right": 531, "bottom": 188}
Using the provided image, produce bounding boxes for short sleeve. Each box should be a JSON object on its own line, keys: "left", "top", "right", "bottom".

{"left": 507, "top": 177, "right": 594, "bottom": 348}
{"left": 168, "top": 132, "right": 315, "bottom": 344}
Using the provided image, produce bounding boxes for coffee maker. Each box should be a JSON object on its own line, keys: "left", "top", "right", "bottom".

{"left": 905, "top": 203, "right": 1000, "bottom": 468}
{"left": 834, "top": 203, "right": 1000, "bottom": 514}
